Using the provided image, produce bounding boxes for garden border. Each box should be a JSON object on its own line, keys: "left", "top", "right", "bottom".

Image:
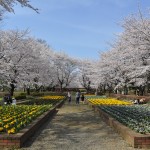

{"left": 0, "top": 99, "right": 65, "bottom": 148}
{"left": 90, "top": 104, "right": 150, "bottom": 149}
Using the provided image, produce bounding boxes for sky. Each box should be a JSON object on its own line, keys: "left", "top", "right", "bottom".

{"left": 1, "top": 0, "right": 150, "bottom": 59}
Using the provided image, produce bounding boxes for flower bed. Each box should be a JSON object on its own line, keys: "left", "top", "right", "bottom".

{"left": 17, "top": 95, "right": 66, "bottom": 106}
{"left": 87, "top": 96, "right": 150, "bottom": 148}
{"left": 0, "top": 107, "right": 57, "bottom": 148}
{"left": 39, "top": 95, "right": 65, "bottom": 100}
{"left": 88, "top": 98, "right": 132, "bottom": 105}
{"left": 18, "top": 99, "right": 61, "bottom": 106}
{"left": 0, "top": 105, "right": 52, "bottom": 134}
{"left": 89, "top": 104, "right": 150, "bottom": 148}
{"left": 85, "top": 95, "right": 106, "bottom": 99}
{"left": 0, "top": 95, "right": 66, "bottom": 148}
{"left": 99, "top": 105, "right": 150, "bottom": 134}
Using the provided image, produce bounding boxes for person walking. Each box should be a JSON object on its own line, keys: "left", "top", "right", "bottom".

{"left": 75, "top": 91, "right": 80, "bottom": 104}
{"left": 67, "top": 92, "right": 71, "bottom": 103}
{"left": 7, "top": 94, "right": 12, "bottom": 104}
{"left": 3, "top": 94, "right": 12, "bottom": 105}
{"left": 81, "top": 93, "right": 85, "bottom": 104}
{"left": 12, "top": 97, "right": 16, "bottom": 105}
{"left": 3, "top": 94, "right": 8, "bottom": 105}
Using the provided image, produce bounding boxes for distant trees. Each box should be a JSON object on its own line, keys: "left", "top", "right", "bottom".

{"left": 0, "top": 29, "right": 78, "bottom": 95}
{"left": 1, "top": 5, "right": 150, "bottom": 96}
{"left": 52, "top": 52, "right": 77, "bottom": 92}
{"left": 75, "top": 11, "right": 150, "bottom": 96}
{"left": 91, "top": 12, "right": 150, "bottom": 96}
{"left": 77, "top": 59, "right": 98, "bottom": 93}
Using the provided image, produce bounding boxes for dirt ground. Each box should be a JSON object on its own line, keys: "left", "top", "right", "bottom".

{"left": 17, "top": 100, "right": 147, "bottom": 150}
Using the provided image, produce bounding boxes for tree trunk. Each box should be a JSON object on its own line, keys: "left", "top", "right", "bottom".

{"left": 10, "top": 83, "right": 15, "bottom": 96}
{"left": 139, "top": 86, "right": 145, "bottom": 96}
{"left": 60, "top": 84, "right": 63, "bottom": 92}
{"left": 26, "top": 87, "right": 30, "bottom": 95}
{"left": 23, "top": 84, "right": 26, "bottom": 92}
{"left": 124, "top": 85, "right": 128, "bottom": 95}
{"left": 103, "top": 85, "right": 106, "bottom": 94}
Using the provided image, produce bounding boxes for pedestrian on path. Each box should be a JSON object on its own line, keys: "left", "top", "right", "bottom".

{"left": 67, "top": 91, "right": 71, "bottom": 103}
{"left": 81, "top": 93, "right": 85, "bottom": 104}
{"left": 12, "top": 97, "right": 16, "bottom": 105}
{"left": 75, "top": 91, "right": 80, "bottom": 104}
{"left": 3, "top": 94, "right": 12, "bottom": 105}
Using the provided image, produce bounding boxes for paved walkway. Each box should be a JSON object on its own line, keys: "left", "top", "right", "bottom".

{"left": 20, "top": 101, "right": 143, "bottom": 150}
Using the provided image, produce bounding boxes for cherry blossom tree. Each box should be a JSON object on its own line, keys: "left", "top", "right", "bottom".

{"left": 0, "top": 30, "right": 31, "bottom": 95}
{"left": 1, "top": 9, "right": 150, "bottom": 97}
{"left": 119, "top": 13, "right": 150, "bottom": 95}
{"left": 0, "top": 29, "right": 57, "bottom": 95}
{"left": 52, "top": 52, "right": 77, "bottom": 92}
{"left": 0, "top": 0, "right": 38, "bottom": 13}
{"left": 77, "top": 59, "right": 98, "bottom": 93}
{"left": 95, "top": 11, "right": 150, "bottom": 96}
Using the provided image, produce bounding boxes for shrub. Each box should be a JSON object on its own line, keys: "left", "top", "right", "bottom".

{"left": 0, "top": 92, "right": 7, "bottom": 97}
{"left": 15, "top": 95, "right": 26, "bottom": 100}
{"left": 30, "top": 92, "right": 44, "bottom": 97}
{"left": 19, "top": 92, "right": 26, "bottom": 96}
{"left": 13, "top": 92, "right": 26, "bottom": 100}
{"left": 43, "top": 92, "right": 66, "bottom": 96}
{"left": 79, "top": 89, "right": 87, "bottom": 93}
